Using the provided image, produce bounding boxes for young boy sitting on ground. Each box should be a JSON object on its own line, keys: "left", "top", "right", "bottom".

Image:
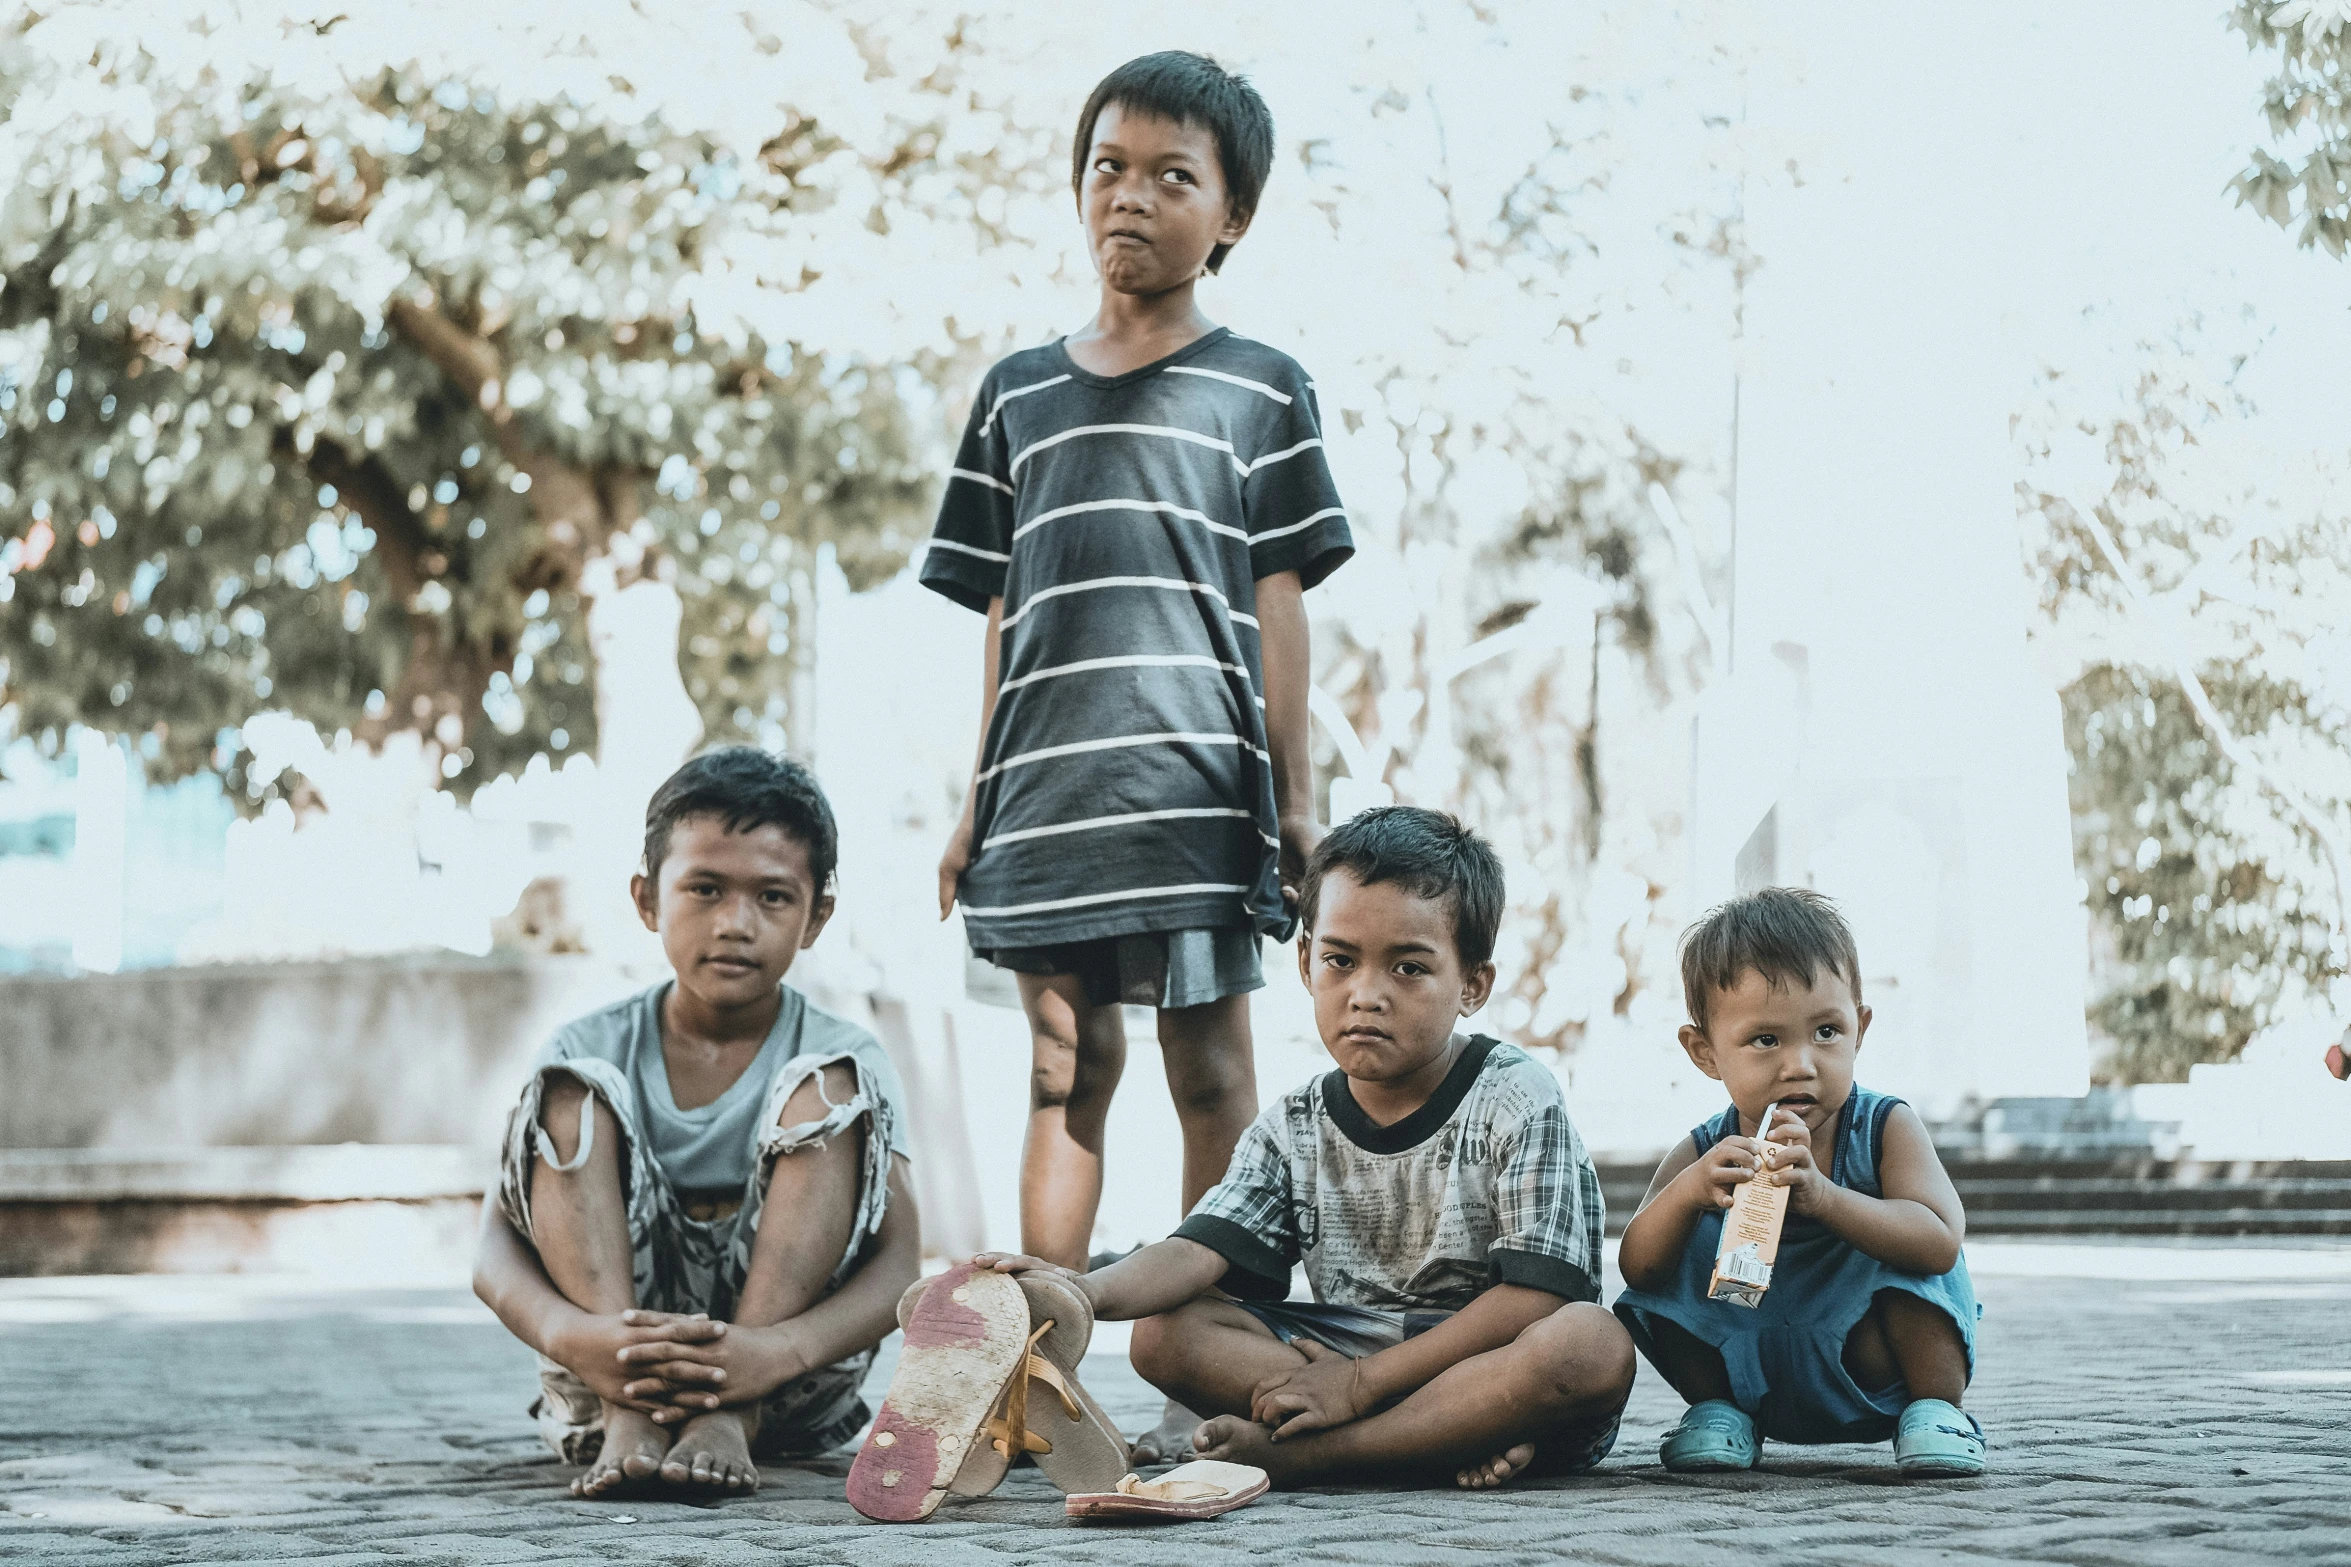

{"left": 473, "top": 748, "right": 920, "bottom": 1498}
{"left": 1613, "top": 887, "right": 1985, "bottom": 1477}
{"left": 975, "top": 806, "right": 1635, "bottom": 1488}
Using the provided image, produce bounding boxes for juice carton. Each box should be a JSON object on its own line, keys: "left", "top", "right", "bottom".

{"left": 1708, "top": 1102, "right": 1790, "bottom": 1308}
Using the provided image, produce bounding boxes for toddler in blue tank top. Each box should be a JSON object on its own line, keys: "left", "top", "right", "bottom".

{"left": 1614, "top": 888, "right": 1986, "bottom": 1477}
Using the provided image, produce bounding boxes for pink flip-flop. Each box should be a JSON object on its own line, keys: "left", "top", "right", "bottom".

{"left": 848, "top": 1264, "right": 1032, "bottom": 1522}
{"left": 1064, "top": 1459, "right": 1270, "bottom": 1522}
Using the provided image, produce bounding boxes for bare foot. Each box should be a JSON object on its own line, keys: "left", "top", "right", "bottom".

{"left": 1130, "top": 1397, "right": 1201, "bottom": 1466}
{"left": 1456, "top": 1442, "right": 1536, "bottom": 1489}
{"left": 573, "top": 1403, "right": 670, "bottom": 1498}
{"left": 658, "top": 1409, "right": 761, "bottom": 1493}
{"left": 1192, "top": 1414, "right": 1307, "bottom": 1484}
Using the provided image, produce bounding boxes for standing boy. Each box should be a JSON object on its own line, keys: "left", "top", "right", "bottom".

{"left": 975, "top": 809, "right": 1636, "bottom": 1488}
{"left": 923, "top": 51, "right": 1352, "bottom": 1458}
{"left": 473, "top": 748, "right": 921, "bottom": 1497}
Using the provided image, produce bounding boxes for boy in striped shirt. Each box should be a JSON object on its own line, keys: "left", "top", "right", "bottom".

{"left": 921, "top": 50, "right": 1352, "bottom": 1459}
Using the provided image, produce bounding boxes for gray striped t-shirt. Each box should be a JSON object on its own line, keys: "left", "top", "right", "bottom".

{"left": 921, "top": 328, "right": 1353, "bottom": 949}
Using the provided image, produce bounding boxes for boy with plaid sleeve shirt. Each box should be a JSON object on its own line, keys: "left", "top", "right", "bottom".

{"left": 975, "top": 808, "right": 1634, "bottom": 1489}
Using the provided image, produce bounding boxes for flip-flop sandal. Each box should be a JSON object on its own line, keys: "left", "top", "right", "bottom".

{"left": 848, "top": 1264, "right": 1033, "bottom": 1521}
{"left": 1064, "top": 1459, "right": 1269, "bottom": 1521}
{"left": 1894, "top": 1398, "right": 1986, "bottom": 1477}
{"left": 997, "top": 1271, "right": 1131, "bottom": 1497}
{"left": 1659, "top": 1399, "right": 1759, "bottom": 1472}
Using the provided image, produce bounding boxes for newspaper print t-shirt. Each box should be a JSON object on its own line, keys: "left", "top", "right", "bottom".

{"left": 1174, "top": 1036, "right": 1608, "bottom": 1312}
{"left": 919, "top": 328, "right": 1353, "bottom": 950}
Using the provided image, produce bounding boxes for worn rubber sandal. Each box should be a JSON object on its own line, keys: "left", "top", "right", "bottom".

{"left": 1065, "top": 1459, "right": 1269, "bottom": 1521}
{"left": 848, "top": 1264, "right": 1033, "bottom": 1521}
{"left": 886, "top": 1274, "right": 1022, "bottom": 1501}
{"left": 1659, "top": 1399, "right": 1759, "bottom": 1472}
{"left": 1002, "top": 1271, "right": 1132, "bottom": 1497}
{"left": 1894, "top": 1398, "right": 1986, "bottom": 1477}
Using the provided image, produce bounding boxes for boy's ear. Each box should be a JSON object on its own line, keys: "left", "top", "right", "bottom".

{"left": 1458, "top": 959, "right": 1496, "bottom": 1018}
{"left": 1218, "top": 200, "right": 1254, "bottom": 249}
{"left": 1854, "top": 1003, "right": 1872, "bottom": 1050}
{"left": 1295, "top": 933, "right": 1313, "bottom": 988}
{"left": 800, "top": 891, "right": 837, "bottom": 949}
{"left": 1677, "top": 1023, "right": 1723, "bottom": 1082}
{"left": 630, "top": 872, "right": 659, "bottom": 934}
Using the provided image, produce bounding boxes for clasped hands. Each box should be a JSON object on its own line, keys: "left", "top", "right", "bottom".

{"left": 557, "top": 1309, "right": 807, "bottom": 1425}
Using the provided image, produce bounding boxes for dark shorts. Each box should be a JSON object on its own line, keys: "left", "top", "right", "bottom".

{"left": 1234, "top": 1299, "right": 1622, "bottom": 1475}
{"left": 977, "top": 925, "right": 1264, "bottom": 1009}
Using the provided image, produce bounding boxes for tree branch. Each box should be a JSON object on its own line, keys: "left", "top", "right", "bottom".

{"left": 2076, "top": 496, "right": 2351, "bottom": 958}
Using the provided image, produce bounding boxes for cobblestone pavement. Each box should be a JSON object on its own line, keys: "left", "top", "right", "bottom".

{"left": 3, "top": 1246, "right": 2349, "bottom": 1565}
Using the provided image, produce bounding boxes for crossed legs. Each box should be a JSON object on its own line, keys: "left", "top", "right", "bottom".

{"left": 1130, "top": 1298, "right": 1636, "bottom": 1488}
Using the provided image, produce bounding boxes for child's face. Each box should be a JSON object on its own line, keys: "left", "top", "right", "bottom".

{"left": 630, "top": 816, "right": 833, "bottom": 1014}
{"left": 1297, "top": 868, "right": 1495, "bottom": 1087}
{"left": 1080, "top": 103, "right": 1251, "bottom": 295}
{"left": 1678, "top": 965, "right": 1871, "bottom": 1135}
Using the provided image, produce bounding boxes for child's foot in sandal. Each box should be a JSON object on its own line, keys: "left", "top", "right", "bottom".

{"left": 1893, "top": 1399, "right": 1985, "bottom": 1477}
{"left": 1659, "top": 1400, "right": 1758, "bottom": 1472}
{"left": 849, "top": 1264, "right": 1033, "bottom": 1521}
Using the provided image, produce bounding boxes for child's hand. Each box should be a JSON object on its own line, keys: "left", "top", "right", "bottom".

{"left": 1676, "top": 1135, "right": 1765, "bottom": 1215}
{"left": 1760, "top": 1110, "right": 1828, "bottom": 1215}
{"left": 1249, "top": 1339, "right": 1367, "bottom": 1439}
{"left": 1276, "top": 812, "right": 1322, "bottom": 915}
{"left": 969, "top": 1251, "right": 1099, "bottom": 1305}
{"left": 549, "top": 1309, "right": 729, "bottom": 1414}
{"left": 938, "top": 818, "right": 974, "bottom": 919}
{"left": 614, "top": 1309, "right": 814, "bottom": 1422}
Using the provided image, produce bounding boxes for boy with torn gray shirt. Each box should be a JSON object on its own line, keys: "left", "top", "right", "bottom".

{"left": 472, "top": 748, "right": 920, "bottom": 1499}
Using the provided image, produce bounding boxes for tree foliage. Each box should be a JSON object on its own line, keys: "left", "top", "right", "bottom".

{"left": 2229, "top": 0, "right": 2351, "bottom": 256}
{"left": 0, "top": 27, "right": 935, "bottom": 797}
{"left": 2018, "top": 329, "right": 2351, "bottom": 1079}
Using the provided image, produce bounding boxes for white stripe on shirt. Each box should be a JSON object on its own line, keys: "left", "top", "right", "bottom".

{"left": 926, "top": 537, "right": 1011, "bottom": 564}
{"left": 978, "top": 373, "right": 1072, "bottom": 437}
{"left": 996, "top": 653, "right": 1253, "bottom": 695}
{"left": 977, "top": 730, "right": 1267, "bottom": 784}
{"left": 1002, "top": 575, "right": 1232, "bottom": 629}
{"left": 1010, "top": 423, "right": 1246, "bottom": 479}
{"left": 982, "top": 806, "right": 1253, "bottom": 851}
{"left": 1250, "top": 507, "right": 1349, "bottom": 545}
{"left": 959, "top": 882, "right": 1250, "bottom": 918}
{"left": 1242, "top": 437, "right": 1324, "bottom": 476}
{"left": 1012, "top": 498, "right": 1248, "bottom": 546}
{"left": 951, "top": 467, "right": 1013, "bottom": 495}
{"left": 1166, "top": 364, "right": 1293, "bottom": 405}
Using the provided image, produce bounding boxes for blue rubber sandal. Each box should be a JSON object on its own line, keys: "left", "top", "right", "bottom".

{"left": 1894, "top": 1399, "right": 1985, "bottom": 1477}
{"left": 1660, "top": 1400, "right": 1759, "bottom": 1472}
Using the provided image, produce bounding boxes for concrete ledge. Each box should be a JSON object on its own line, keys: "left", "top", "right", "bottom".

{"left": 0, "top": 1145, "right": 488, "bottom": 1202}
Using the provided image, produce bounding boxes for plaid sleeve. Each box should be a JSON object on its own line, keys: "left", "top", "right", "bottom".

{"left": 1172, "top": 1108, "right": 1296, "bottom": 1300}
{"left": 1241, "top": 372, "right": 1352, "bottom": 588}
{"left": 1487, "top": 1092, "right": 1605, "bottom": 1304}
{"left": 917, "top": 372, "right": 1014, "bottom": 612}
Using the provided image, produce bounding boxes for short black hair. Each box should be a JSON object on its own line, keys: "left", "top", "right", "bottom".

{"left": 1679, "top": 887, "right": 1862, "bottom": 1032}
{"left": 1071, "top": 51, "right": 1275, "bottom": 275}
{"left": 641, "top": 746, "right": 837, "bottom": 892}
{"left": 1298, "top": 806, "right": 1505, "bottom": 969}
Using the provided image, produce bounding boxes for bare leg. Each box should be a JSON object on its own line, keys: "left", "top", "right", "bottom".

{"left": 1015, "top": 973, "right": 1128, "bottom": 1270}
{"left": 1133, "top": 994, "right": 1259, "bottom": 1463}
{"left": 1129, "top": 1297, "right": 1308, "bottom": 1417}
{"left": 1640, "top": 1315, "right": 1736, "bottom": 1406}
{"left": 1191, "top": 1303, "right": 1637, "bottom": 1488}
{"left": 1844, "top": 1290, "right": 1969, "bottom": 1406}
{"left": 662, "top": 1063, "right": 867, "bottom": 1493}
{"left": 531, "top": 1073, "right": 670, "bottom": 1497}
{"left": 1155, "top": 994, "right": 1257, "bottom": 1213}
